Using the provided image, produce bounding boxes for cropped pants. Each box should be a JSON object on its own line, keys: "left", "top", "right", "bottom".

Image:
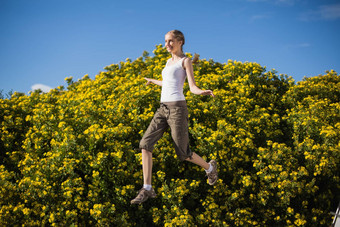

{"left": 139, "top": 101, "right": 193, "bottom": 161}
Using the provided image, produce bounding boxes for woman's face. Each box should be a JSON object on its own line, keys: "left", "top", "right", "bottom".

{"left": 165, "top": 33, "right": 182, "bottom": 54}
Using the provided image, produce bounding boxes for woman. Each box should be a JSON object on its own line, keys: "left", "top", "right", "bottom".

{"left": 131, "top": 30, "right": 218, "bottom": 205}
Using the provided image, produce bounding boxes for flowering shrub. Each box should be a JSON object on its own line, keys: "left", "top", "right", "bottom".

{"left": 1, "top": 45, "right": 339, "bottom": 226}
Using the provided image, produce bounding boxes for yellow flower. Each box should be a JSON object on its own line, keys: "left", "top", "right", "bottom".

{"left": 287, "top": 207, "right": 294, "bottom": 214}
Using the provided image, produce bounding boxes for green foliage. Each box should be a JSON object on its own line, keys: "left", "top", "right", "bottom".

{"left": 0, "top": 45, "right": 339, "bottom": 226}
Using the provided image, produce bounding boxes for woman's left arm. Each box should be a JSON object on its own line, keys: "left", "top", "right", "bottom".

{"left": 184, "top": 58, "right": 215, "bottom": 97}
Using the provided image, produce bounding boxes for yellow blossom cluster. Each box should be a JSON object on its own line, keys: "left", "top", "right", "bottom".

{"left": 0, "top": 45, "right": 339, "bottom": 226}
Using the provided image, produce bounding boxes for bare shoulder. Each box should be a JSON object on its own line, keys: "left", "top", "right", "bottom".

{"left": 182, "top": 57, "right": 192, "bottom": 69}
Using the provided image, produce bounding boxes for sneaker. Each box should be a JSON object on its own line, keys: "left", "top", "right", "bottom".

{"left": 130, "top": 188, "right": 157, "bottom": 204}
{"left": 207, "top": 160, "right": 218, "bottom": 185}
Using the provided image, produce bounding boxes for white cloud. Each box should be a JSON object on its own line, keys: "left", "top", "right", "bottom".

{"left": 31, "top": 84, "right": 53, "bottom": 93}
{"left": 250, "top": 14, "right": 271, "bottom": 22}
{"left": 300, "top": 3, "right": 340, "bottom": 21}
{"left": 285, "top": 43, "right": 311, "bottom": 49}
{"left": 319, "top": 4, "right": 340, "bottom": 20}
{"left": 298, "top": 43, "right": 311, "bottom": 48}
{"left": 275, "top": 0, "right": 297, "bottom": 5}
{"left": 247, "top": 0, "right": 298, "bottom": 5}
{"left": 247, "top": 0, "right": 267, "bottom": 2}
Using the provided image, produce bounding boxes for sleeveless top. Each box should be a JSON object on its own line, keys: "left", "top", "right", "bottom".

{"left": 161, "top": 57, "right": 187, "bottom": 102}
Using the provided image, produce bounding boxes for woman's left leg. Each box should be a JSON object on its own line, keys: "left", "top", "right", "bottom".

{"left": 168, "top": 103, "right": 218, "bottom": 185}
{"left": 185, "top": 152, "right": 210, "bottom": 170}
{"left": 186, "top": 153, "right": 218, "bottom": 185}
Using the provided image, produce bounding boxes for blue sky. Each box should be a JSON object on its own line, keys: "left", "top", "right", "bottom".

{"left": 1, "top": 0, "right": 339, "bottom": 94}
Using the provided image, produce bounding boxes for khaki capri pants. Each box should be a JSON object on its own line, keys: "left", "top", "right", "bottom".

{"left": 139, "top": 101, "right": 193, "bottom": 161}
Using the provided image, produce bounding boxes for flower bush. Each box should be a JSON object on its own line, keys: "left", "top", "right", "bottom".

{"left": 1, "top": 45, "right": 339, "bottom": 226}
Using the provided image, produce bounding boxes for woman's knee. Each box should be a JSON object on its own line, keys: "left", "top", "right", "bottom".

{"left": 142, "top": 148, "right": 152, "bottom": 155}
{"left": 141, "top": 148, "right": 148, "bottom": 153}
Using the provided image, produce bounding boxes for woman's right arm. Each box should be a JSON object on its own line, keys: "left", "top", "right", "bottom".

{"left": 144, "top": 78, "right": 162, "bottom": 86}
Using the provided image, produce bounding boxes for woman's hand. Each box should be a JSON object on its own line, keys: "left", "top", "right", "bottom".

{"left": 144, "top": 78, "right": 152, "bottom": 86}
{"left": 200, "top": 89, "right": 215, "bottom": 98}
{"left": 144, "top": 78, "right": 162, "bottom": 86}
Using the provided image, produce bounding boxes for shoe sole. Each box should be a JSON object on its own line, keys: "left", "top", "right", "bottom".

{"left": 130, "top": 193, "right": 157, "bottom": 205}
{"left": 208, "top": 177, "right": 218, "bottom": 185}
{"left": 208, "top": 160, "right": 218, "bottom": 185}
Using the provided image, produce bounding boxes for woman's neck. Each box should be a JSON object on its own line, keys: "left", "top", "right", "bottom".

{"left": 171, "top": 51, "right": 185, "bottom": 61}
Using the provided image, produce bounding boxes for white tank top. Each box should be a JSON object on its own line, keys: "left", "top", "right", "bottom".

{"left": 161, "top": 57, "right": 187, "bottom": 102}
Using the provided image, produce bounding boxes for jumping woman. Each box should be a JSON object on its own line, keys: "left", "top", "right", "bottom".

{"left": 131, "top": 30, "right": 218, "bottom": 204}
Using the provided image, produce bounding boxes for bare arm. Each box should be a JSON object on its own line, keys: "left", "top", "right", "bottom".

{"left": 144, "top": 78, "right": 162, "bottom": 86}
{"left": 184, "top": 58, "right": 215, "bottom": 97}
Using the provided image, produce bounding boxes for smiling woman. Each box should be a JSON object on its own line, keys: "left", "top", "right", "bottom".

{"left": 131, "top": 30, "right": 218, "bottom": 205}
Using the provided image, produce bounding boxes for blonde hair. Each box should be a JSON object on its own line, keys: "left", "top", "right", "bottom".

{"left": 167, "top": 30, "right": 185, "bottom": 51}
{"left": 167, "top": 30, "right": 199, "bottom": 64}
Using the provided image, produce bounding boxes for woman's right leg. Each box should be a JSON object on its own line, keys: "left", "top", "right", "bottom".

{"left": 131, "top": 149, "right": 156, "bottom": 204}
{"left": 131, "top": 106, "right": 168, "bottom": 204}
{"left": 139, "top": 107, "right": 168, "bottom": 187}
{"left": 142, "top": 149, "right": 153, "bottom": 185}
